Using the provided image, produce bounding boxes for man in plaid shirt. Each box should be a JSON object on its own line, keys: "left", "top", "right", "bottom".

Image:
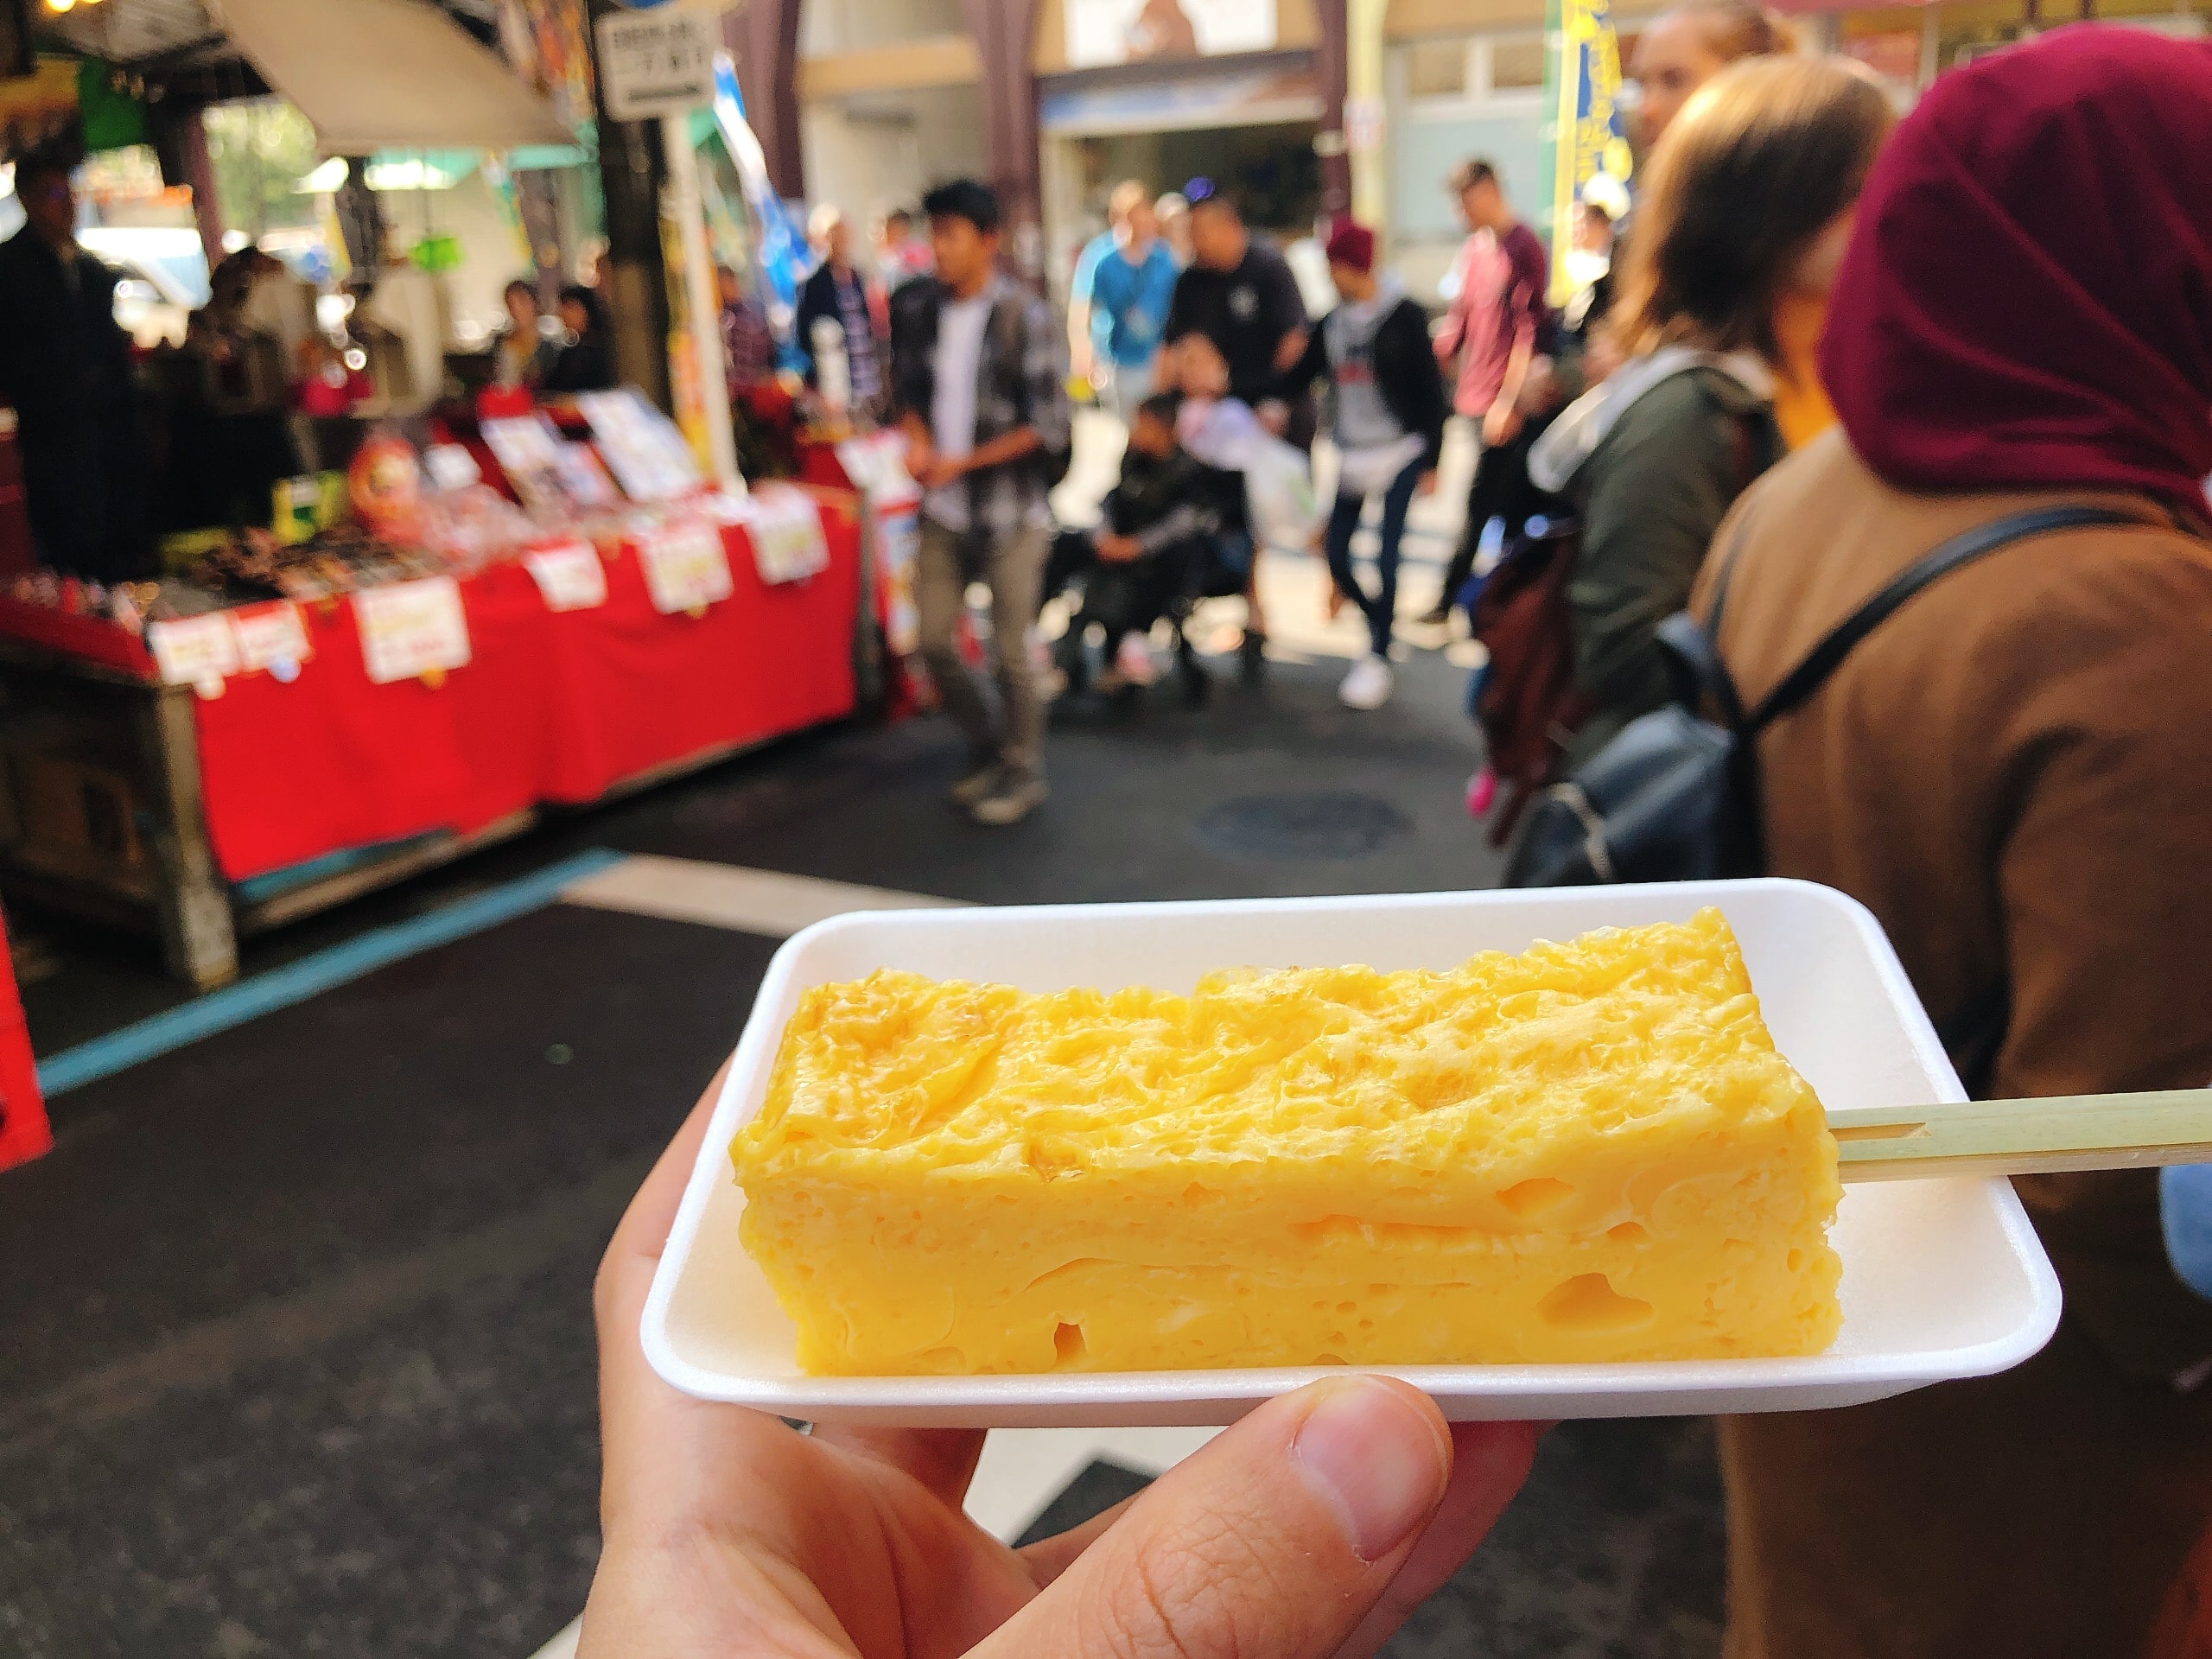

{"left": 890, "top": 179, "right": 1071, "bottom": 827}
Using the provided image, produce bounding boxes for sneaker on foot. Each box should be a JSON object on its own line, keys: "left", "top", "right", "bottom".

{"left": 1338, "top": 653, "right": 1394, "bottom": 710}
{"left": 1114, "top": 632, "right": 1157, "bottom": 686}
{"left": 969, "top": 769, "right": 1047, "bottom": 826}
{"left": 949, "top": 756, "right": 1001, "bottom": 807}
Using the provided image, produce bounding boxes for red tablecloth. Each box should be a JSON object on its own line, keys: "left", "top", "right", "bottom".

{"left": 0, "top": 594, "right": 157, "bottom": 677}
{"left": 192, "top": 505, "right": 861, "bottom": 881}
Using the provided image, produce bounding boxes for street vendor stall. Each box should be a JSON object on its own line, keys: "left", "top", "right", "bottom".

{"left": 0, "top": 393, "right": 862, "bottom": 988}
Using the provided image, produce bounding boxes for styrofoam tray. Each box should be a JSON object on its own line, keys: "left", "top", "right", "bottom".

{"left": 643, "top": 879, "right": 2061, "bottom": 1425}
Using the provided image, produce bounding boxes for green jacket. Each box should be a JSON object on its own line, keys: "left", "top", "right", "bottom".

{"left": 1536, "top": 362, "right": 1781, "bottom": 766}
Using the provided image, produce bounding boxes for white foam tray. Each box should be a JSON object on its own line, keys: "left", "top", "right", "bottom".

{"left": 643, "top": 880, "right": 2061, "bottom": 1425}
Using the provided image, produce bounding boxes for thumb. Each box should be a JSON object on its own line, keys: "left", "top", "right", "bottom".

{"left": 976, "top": 1376, "right": 1455, "bottom": 1659}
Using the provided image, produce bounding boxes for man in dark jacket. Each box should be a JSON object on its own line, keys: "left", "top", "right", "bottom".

{"left": 1058, "top": 391, "right": 1245, "bottom": 696}
{"left": 1284, "top": 219, "right": 1448, "bottom": 709}
{"left": 0, "top": 153, "right": 149, "bottom": 579}
{"left": 887, "top": 179, "right": 1071, "bottom": 827}
{"left": 794, "top": 205, "right": 883, "bottom": 418}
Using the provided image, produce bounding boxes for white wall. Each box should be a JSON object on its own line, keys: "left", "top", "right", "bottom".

{"left": 801, "top": 83, "right": 988, "bottom": 226}
{"left": 374, "top": 170, "right": 537, "bottom": 346}
{"left": 802, "top": 0, "right": 968, "bottom": 56}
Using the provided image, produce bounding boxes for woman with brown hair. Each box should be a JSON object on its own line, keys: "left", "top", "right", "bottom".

{"left": 1697, "top": 29, "right": 2212, "bottom": 1656}
{"left": 1524, "top": 56, "right": 1891, "bottom": 768}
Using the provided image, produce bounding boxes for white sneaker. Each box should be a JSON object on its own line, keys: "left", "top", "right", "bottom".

{"left": 1115, "top": 632, "right": 1157, "bottom": 686}
{"left": 1338, "top": 654, "right": 1394, "bottom": 710}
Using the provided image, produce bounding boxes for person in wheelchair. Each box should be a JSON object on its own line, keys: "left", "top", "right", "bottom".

{"left": 1050, "top": 391, "right": 1251, "bottom": 703}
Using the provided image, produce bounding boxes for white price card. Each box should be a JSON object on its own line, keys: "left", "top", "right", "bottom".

{"left": 745, "top": 485, "right": 830, "bottom": 586}
{"left": 423, "top": 443, "right": 483, "bottom": 493}
{"left": 228, "top": 601, "right": 312, "bottom": 678}
{"left": 148, "top": 613, "right": 242, "bottom": 694}
{"left": 639, "top": 520, "right": 734, "bottom": 615}
{"left": 524, "top": 541, "right": 608, "bottom": 613}
{"left": 354, "top": 577, "right": 472, "bottom": 685}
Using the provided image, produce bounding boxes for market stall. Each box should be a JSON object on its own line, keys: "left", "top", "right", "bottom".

{"left": 0, "top": 394, "right": 863, "bottom": 988}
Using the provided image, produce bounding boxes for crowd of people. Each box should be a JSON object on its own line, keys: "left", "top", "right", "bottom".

{"left": 577, "top": 17, "right": 2212, "bottom": 1659}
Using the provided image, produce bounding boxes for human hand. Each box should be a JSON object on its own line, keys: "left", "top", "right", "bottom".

{"left": 1070, "top": 341, "right": 1096, "bottom": 385}
{"left": 1481, "top": 401, "right": 1522, "bottom": 448}
{"left": 914, "top": 453, "right": 969, "bottom": 492}
{"left": 1416, "top": 470, "right": 1440, "bottom": 498}
{"left": 580, "top": 1080, "right": 1542, "bottom": 1658}
{"left": 1256, "top": 399, "right": 1291, "bottom": 437}
{"left": 902, "top": 429, "right": 937, "bottom": 484}
{"left": 1516, "top": 357, "right": 1558, "bottom": 417}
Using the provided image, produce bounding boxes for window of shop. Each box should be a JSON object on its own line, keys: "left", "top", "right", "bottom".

{"left": 1397, "top": 31, "right": 1550, "bottom": 112}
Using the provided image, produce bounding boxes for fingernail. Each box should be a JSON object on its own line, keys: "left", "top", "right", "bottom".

{"left": 1293, "top": 1378, "right": 1449, "bottom": 1563}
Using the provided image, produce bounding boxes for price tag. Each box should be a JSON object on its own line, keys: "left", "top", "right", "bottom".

{"left": 745, "top": 485, "right": 830, "bottom": 586}
{"left": 228, "top": 601, "right": 312, "bottom": 677}
{"left": 148, "top": 613, "right": 242, "bottom": 691}
{"left": 353, "top": 577, "right": 472, "bottom": 685}
{"left": 638, "top": 520, "right": 733, "bottom": 615}
{"left": 524, "top": 541, "right": 608, "bottom": 613}
{"left": 423, "top": 444, "right": 482, "bottom": 493}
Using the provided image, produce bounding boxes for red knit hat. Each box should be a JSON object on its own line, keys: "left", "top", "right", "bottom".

{"left": 1324, "top": 219, "right": 1375, "bottom": 273}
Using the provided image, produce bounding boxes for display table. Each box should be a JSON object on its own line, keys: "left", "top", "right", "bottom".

{"left": 0, "top": 498, "right": 863, "bottom": 988}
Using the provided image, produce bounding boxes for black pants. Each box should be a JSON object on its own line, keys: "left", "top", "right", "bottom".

{"left": 1438, "top": 422, "right": 1556, "bottom": 614}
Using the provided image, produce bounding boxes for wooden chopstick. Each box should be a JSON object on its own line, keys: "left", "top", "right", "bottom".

{"left": 1829, "top": 1089, "right": 2212, "bottom": 1183}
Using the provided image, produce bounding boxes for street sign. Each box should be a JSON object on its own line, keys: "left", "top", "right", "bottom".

{"left": 595, "top": 9, "right": 717, "bottom": 122}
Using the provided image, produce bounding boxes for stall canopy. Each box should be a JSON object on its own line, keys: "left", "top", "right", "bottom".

{"left": 207, "top": 0, "right": 572, "bottom": 151}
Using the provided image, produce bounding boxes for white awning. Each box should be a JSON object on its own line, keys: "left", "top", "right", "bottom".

{"left": 1039, "top": 65, "right": 1321, "bottom": 137}
{"left": 208, "top": 0, "right": 573, "bottom": 153}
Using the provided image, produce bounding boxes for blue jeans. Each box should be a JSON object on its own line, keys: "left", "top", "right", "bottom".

{"left": 1324, "top": 457, "right": 1424, "bottom": 659}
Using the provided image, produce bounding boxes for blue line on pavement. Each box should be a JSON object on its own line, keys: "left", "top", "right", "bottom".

{"left": 35, "top": 848, "right": 629, "bottom": 1098}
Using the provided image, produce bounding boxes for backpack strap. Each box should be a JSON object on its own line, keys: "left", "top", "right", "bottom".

{"left": 1744, "top": 505, "right": 2145, "bottom": 734}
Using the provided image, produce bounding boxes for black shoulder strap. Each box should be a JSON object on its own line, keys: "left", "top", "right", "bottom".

{"left": 1743, "top": 505, "right": 2145, "bottom": 734}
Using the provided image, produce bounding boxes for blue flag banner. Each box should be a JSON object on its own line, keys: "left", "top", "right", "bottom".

{"left": 710, "top": 51, "right": 811, "bottom": 371}
{"left": 1543, "top": 0, "right": 1634, "bottom": 305}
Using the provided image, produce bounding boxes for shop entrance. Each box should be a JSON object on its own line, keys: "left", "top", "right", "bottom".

{"left": 1039, "top": 59, "right": 1325, "bottom": 291}
{"left": 1076, "top": 122, "right": 1319, "bottom": 233}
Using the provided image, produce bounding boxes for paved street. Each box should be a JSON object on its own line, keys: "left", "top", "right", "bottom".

{"left": 4, "top": 429, "right": 1725, "bottom": 1657}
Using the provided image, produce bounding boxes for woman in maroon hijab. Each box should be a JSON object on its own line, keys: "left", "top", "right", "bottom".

{"left": 1688, "top": 28, "right": 2212, "bottom": 1658}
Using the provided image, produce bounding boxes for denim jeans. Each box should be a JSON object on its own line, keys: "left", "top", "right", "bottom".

{"left": 916, "top": 518, "right": 1048, "bottom": 777}
{"left": 1324, "top": 456, "right": 1425, "bottom": 658}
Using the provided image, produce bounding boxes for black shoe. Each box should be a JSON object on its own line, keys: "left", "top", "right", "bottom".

{"left": 1237, "top": 627, "right": 1267, "bottom": 685}
{"left": 1176, "top": 642, "right": 1211, "bottom": 708}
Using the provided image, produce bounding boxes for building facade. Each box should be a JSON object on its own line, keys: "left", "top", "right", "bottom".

{"left": 733, "top": 0, "right": 2207, "bottom": 302}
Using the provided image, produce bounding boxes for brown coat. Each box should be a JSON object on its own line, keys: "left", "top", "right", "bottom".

{"left": 1694, "top": 430, "right": 2212, "bottom": 1659}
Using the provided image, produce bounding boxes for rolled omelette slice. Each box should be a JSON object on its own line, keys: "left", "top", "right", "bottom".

{"left": 731, "top": 906, "right": 1843, "bottom": 1375}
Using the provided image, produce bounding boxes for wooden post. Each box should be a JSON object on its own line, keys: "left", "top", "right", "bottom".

{"left": 1314, "top": 0, "right": 1352, "bottom": 221}
{"left": 964, "top": 0, "right": 1045, "bottom": 279}
{"left": 587, "top": 0, "right": 675, "bottom": 410}
{"left": 148, "top": 99, "right": 227, "bottom": 273}
{"left": 134, "top": 686, "right": 238, "bottom": 991}
{"left": 726, "top": 0, "right": 805, "bottom": 202}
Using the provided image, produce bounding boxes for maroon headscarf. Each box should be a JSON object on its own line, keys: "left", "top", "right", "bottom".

{"left": 1821, "top": 27, "right": 2212, "bottom": 516}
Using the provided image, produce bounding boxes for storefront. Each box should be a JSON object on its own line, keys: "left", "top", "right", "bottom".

{"left": 797, "top": 0, "right": 990, "bottom": 237}
{"left": 0, "top": 396, "right": 867, "bottom": 990}
{"left": 0, "top": 2, "right": 879, "bottom": 989}
{"left": 1035, "top": 0, "right": 1331, "bottom": 287}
